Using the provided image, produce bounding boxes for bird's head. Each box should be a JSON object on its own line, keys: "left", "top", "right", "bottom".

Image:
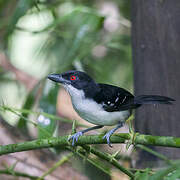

{"left": 48, "top": 70, "right": 99, "bottom": 97}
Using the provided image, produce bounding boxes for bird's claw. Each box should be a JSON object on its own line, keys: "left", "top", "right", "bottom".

{"left": 68, "top": 131, "right": 83, "bottom": 146}
{"left": 103, "top": 131, "right": 114, "bottom": 147}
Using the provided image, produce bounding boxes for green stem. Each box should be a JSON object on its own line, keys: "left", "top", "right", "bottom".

{"left": 81, "top": 145, "right": 135, "bottom": 179}
{"left": 0, "top": 133, "right": 180, "bottom": 156}
{"left": 38, "top": 153, "right": 73, "bottom": 180}
{"left": 128, "top": 168, "right": 154, "bottom": 174}
{"left": 0, "top": 105, "right": 88, "bottom": 127}
{"left": 0, "top": 169, "right": 40, "bottom": 180}
{"left": 136, "top": 144, "right": 173, "bottom": 165}
{"left": 74, "top": 148, "right": 111, "bottom": 176}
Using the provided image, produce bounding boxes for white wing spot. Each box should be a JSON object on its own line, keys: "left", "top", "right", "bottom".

{"left": 115, "top": 97, "right": 119, "bottom": 102}
{"left": 121, "top": 96, "right": 126, "bottom": 104}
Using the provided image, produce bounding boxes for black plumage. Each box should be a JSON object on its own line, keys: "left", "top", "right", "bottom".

{"left": 94, "top": 84, "right": 136, "bottom": 112}
{"left": 92, "top": 84, "right": 175, "bottom": 112}
{"left": 48, "top": 70, "right": 175, "bottom": 146}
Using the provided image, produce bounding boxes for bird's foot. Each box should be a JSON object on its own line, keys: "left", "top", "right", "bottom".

{"left": 103, "top": 129, "right": 115, "bottom": 148}
{"left": 68, "top": 131, "right": 83, "bottom": 146}
{"left": 103, "top": 122, "right": 123, "bottom": 147}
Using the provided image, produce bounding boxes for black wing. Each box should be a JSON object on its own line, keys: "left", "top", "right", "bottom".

{"left": 94, "top": 84, "right": 139, "bottom": 112}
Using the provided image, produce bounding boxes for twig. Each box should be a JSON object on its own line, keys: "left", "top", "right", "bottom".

{"left": 74, "top": 148, "right": 111, "bottom": 176}
{"left": 136, "top": 144, "right": 173, "bottom": 165}
{"left": 38, "top": 153, "right": 73, "bottom": 180}
{"left": 0, "top": 105, "right": 88, "bottom": 127}
{"left": 81, "top": 145, "right": 135, "bottom": 179}
{"left": 0, "top": 169, "right": 40, "bottom": 180}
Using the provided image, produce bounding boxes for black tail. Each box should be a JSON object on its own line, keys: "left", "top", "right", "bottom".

{"left": 134, "top": 95, "right": 175, "bottom": 105}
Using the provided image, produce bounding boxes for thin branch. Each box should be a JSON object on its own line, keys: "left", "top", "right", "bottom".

{"left": 0, "top": 133, "right": 180, "bottom": 156}
{"left": 74, "top": 148, "right": 111, "bottom": 176}
{"left": 0, "top": 105, "right": 89, "bottom": 127}
{"left": 38, "top": 153, "right": 73, "bottom": 180}
{"left": 0, "top": 106, "right": 52, "bottom": 137}
{"left": 136, "top": 144, "right": 173, "bottom": 165}
{"left": 128, "top": 168, "right": 154, "bottom": 174}
{"left": 0, "top": 169, "right": 40, "bottom": 180}
{"left": 81, "top": 145, "right": 135, "bottom": 179}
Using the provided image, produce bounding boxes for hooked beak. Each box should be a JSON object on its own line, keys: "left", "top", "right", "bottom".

{"left": 47, "top": 74, "right": 69, "bottom": 84}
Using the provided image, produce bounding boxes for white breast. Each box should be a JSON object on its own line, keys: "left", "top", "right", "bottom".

{"left": 63, "top": 84, "right": 130, "bottom": 126}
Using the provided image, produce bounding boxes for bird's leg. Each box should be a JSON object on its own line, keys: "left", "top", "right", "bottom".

{"left": 68, "top": 125, "right": 104, "bottom": 146}
{"left": 103, "top": 122, "right": 124, "bottom": 147}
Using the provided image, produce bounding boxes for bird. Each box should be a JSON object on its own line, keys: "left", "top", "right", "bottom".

{"left": 47, "top": 70, "right": 175, "bottom": 147}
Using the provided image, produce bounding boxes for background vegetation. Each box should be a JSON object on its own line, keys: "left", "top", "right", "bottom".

{"left": 0, "top": 0, "right": 179, "bottom": 179}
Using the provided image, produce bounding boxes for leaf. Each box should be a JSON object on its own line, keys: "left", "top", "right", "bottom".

{"left": 36, "top": 6, "right": 105, "bottom": 71}
{"left": 5, "top": 0, "right": 34, "bottom": 39}
{"left": 134, "top": 169, "right": 150, "bottom": 180}
{"left": 149, "top": 162, "right": 180, "bottom": 180}
{"left": 37, "top": 80, "right": 58, "bottom": 139}
{"left": 164, "top": 168, "right": 180, "bottom": 179}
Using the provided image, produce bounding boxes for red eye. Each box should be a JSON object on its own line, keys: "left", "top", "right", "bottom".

{"left": 70, "top": 75, "right": 76, "bottom": 81}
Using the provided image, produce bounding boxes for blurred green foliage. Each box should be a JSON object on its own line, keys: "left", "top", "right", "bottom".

{"left": 0, "top": 0, "right": 132, "bottom": 129}
{"left": 0, "top": 1, "right": 133, "bottom": 179}
{"left": 37, "top": 81, "right": 59, "bottom": 138}
{"left": 0, "top": 0, "right": 132, "bottom": 179}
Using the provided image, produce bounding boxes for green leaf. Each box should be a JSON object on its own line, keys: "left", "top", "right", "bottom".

{"left": 149, "top": 162, "right": 180, "bottom": 180}
{"left": 135, "top": 169, "right": 150, "bottom": 180}
{"left": 37, "top": 6, "right": 105, "bottom": 71}
{"left": 5, "top": 0, "right": 34, "bottom": 39}
{"left": 37, "top": 80, "right": 58, "bottom": 139}
{"left": 165, "top": 168, "right": 180, "bottom": 179}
